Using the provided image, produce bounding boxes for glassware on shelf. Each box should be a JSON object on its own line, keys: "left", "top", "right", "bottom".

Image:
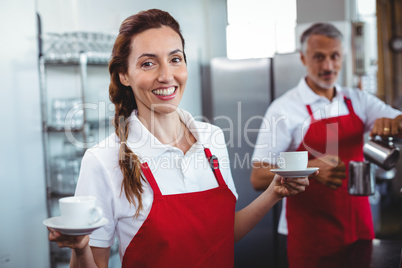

{"left": 51, "top": 98, "right": 84, "bottom": 131}
{"left": 44, "top": 33, "right": 63, "bottom": 61}
{"left": 43, "top": 31, "right": 116, "bottom": 63}
{"left": 50, "top": 139, "right": 82, "bottom": 196}
{"left": 51, "top": 156, "right": 81, "bottom": 196}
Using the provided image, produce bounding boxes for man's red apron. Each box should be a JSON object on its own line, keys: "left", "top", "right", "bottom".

{"left": 286, "top": 97, "right": 374, "bottom": 267}
{"left": 122, "top": 148, "right": 236, "bottom": 267}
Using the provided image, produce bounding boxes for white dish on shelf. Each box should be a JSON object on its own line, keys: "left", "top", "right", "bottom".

{"left": 271, "top": 167, "right": 319, "bottom": 178}
{"left": 43, "top": 216, "right": 108, "bottom": 236}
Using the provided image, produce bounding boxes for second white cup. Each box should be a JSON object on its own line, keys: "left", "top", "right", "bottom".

{"left": 59, "top": 196, "right": 103, "bottom": 228}
{"left": 277, "top": 151, "right": 308, "bottom": 170}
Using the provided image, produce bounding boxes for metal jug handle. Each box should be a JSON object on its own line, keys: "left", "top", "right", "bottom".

{"left": 371, "top": 135, "right": 394, "bottom": 148}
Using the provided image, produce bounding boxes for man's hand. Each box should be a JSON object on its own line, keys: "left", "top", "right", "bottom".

{"left": 370, "top": 115, "right": 402, "bottom": 138}
{"left": 308, "top": 155, "right": 346, "bottom": 190}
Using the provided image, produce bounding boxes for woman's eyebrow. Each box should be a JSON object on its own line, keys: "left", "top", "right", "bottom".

{"left": 137, "top": 49, "right": 183, "bottom": 60}
{"left": 169, "top": 49, "right": 183, "bottom": 55}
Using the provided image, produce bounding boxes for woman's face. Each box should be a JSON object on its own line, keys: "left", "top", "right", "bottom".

{"left": 119, "top": 26, "right": 188, "bottom": 116}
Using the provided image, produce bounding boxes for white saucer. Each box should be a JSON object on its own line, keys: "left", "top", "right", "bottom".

{"left": 271, "top": 167, "right": 319, "bottom": 178}
{"left": 43, "top": 216, "right": 108, "bottom": 235}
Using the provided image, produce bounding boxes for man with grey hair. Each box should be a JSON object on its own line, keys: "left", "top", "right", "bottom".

{"left": 251, "top": 22, "right": 402, "bottom": 267}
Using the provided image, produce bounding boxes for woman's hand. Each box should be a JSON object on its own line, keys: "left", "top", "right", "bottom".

{"left": 272, "top": 172, "right": 315, "bottom": 197}
{"left": 47, "top": 227, "right": 89, "bottom": 251}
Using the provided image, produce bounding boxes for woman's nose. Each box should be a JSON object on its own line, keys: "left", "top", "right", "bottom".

{"left": 157, "top": 64, "right": 173, "bottom": 83}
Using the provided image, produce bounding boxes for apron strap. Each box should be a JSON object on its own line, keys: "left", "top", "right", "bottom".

{"left": 140, "top": 162, "right": 162, "bottom": 196}
{"left": 307, "top": 98, "right": 355, "bottom": 122}
{"left": 343, "top": 97, "right": 357, "bottom": 116}
{"left": 306, "top": 105, "right": 316, "bottom": 121}
{"left": 203, "top": 148, "right": 226, "bottom": 187}
{"left": 140, "top": 148, "right": 227, "bottom": 196}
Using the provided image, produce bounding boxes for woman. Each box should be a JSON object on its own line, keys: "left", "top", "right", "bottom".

{"left": 48, "top": 9, "right": 311, "bottom": 267}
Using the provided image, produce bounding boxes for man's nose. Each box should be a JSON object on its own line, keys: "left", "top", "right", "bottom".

{"left": 322, "top": 57, "right": 334, "bottom": 70}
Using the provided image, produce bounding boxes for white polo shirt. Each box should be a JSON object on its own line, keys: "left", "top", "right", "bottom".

{"left": 252, "top": 77, "right": 401, "bottom": 234}
{"left": 75, "top": 108, "right": 238, "bottom": 260}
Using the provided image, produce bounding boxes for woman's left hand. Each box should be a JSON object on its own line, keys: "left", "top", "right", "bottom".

{"left": 272, "top": 171, "right": 315, "bottom": 197}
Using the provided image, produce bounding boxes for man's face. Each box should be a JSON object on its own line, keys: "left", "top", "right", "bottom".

{"left": 301, "top": 34, "right": 343, "bottom": 92}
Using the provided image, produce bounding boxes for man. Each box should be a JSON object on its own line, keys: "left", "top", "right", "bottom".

{"left": 251, "top": 22, "right": 402, "bottom": 267}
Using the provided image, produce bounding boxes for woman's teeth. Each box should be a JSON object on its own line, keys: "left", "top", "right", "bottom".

{"left": 153, "top": 87, "right": 175, "bottom": 96}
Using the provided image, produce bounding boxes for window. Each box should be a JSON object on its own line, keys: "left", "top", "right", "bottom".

{"left": 226, "top": 0, "right": 297, "bottom": 59}
{"left": 356, "top": 0, "right": 377, "bottom": 94}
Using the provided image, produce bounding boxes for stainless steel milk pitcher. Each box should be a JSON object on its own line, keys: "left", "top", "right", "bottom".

{"left": 363, "top": 137, "right": 400, "bottom": 170}
{"left": 348, "top": 161, "right": 375, "bottom": 196}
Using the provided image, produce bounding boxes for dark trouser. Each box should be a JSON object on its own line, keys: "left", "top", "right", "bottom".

{"left": 278, "top": 234, "right": 288, "bottom": 268}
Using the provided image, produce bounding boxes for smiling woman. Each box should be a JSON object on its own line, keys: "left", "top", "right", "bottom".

{"left": 46, "top": 8, "right": 311, "bottom": 268}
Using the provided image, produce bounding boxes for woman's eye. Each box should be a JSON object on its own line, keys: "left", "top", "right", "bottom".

{"left": 141, "top": 61, "right": 154, "bottom": 67}
{"left": 172, "top": 57, "right": 181, "bottom": 63}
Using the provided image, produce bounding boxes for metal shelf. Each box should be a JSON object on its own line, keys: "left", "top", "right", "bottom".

{"left": 39, "top": 50, "right": 114, "bottom": 267}
{"left": 44, "top": 58, "right": 109, "bottom": 66}
{"left": 48, "top": 191, "right": 75, "bottom": 199}
{"left": 45, "top": 125, "right": 85, "bottom": 133}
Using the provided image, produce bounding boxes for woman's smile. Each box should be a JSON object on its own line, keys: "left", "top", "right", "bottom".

{"left": 152, "top": 86, "right": 177, "bottom": 100}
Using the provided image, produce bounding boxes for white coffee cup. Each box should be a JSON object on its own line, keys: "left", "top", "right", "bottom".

{"left": 277, "top": 151, "right": 308, "bottom": 170}
{"left": 59, "top": 196, "right": 103, "bottom": 227}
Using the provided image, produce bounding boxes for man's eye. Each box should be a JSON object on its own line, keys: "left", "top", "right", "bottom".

{"left": 314, "top": 55, "right": 324, "bottom": 61}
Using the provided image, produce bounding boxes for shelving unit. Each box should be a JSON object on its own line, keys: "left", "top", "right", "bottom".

{"left": 38, "top": 27, "right": 119, "bottom": 267}
{"left": 39, "top": 53, "right": 110, "bottom": 200}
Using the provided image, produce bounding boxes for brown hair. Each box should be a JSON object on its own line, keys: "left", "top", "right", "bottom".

{"left": 108, "top": 9, "right": 186, "bottom": 217}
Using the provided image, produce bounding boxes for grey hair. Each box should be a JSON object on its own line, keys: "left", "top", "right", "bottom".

{"left": 300, "top": 23, "right": 343, "bottom": 53}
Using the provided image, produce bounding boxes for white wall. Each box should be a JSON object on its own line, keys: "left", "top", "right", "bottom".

{"left": 296, "top": 0, "right": 357, "bottom": 87}
{"left": 0, "top": 0, "right": 49, "bottom": 267}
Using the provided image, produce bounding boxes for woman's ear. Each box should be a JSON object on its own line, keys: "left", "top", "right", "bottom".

{"left": 119, "top": 73, "right": 130, "bottom": 86}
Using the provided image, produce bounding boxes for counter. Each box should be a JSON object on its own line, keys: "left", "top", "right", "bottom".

{"left": 338, "top": 239, "right": 402, "bottom": 268}
{"left": 370, "top": 239, "right": 402, "bottom": 268}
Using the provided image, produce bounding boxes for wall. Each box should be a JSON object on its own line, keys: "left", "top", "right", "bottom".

{"left": 0, "top": 0, "right": 49, "bottom": 267}
{"left": 296, "top": 0, "right": 356, "bottom": 87}
{"left": 297, "top": 0, "right": 351, "bottom": 23}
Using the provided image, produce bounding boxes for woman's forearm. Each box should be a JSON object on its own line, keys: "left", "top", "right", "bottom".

{"left": 70, "top": 245, "right": 98, "bottom": 268}
{"left": 234, "top": 183, "right": 282, "bottom": 242}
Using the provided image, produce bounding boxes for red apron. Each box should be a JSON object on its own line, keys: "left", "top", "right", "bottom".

{"left": 122, "top": 148, "right": 236, "bottom": 268}
{"left": 286, "top": 97, "right": 374, "bottom": 267}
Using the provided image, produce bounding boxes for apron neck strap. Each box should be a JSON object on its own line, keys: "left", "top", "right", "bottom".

{"left": 204, "top": 148, "right": 226, "bottom": 187}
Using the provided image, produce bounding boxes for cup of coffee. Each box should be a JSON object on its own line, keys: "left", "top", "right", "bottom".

{"left": 59, "top": 196, "right": 103, "bottom": 227}
{"left": 277, "top": 151, "right": 308, "bottom": 170}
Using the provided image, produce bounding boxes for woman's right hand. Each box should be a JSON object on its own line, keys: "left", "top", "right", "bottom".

{"left": 47, "top": 227, "right": 89, "bottom": 250}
